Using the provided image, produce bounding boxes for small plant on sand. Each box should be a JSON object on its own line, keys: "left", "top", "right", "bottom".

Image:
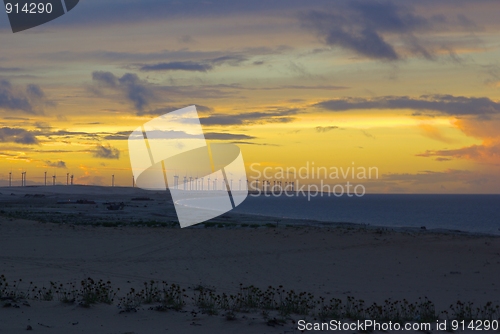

{"left": 118, "top": 287, "right": 143, "bottom": 312}
{"left": 277, "top": 287, "right": 316, "bottom": 317}
{"left": 79, "top": 278, "right": 115, "bottom": 307}
{"left": 0, "top": 276, "right": 31, "bottom": 301}
{"left": 157, "top": 282, "right": 185, "bottom": 311}
{"left": 417, "top": 296, "right": 438, "bottom": 322}
{"left": 448, "top": 300, "right": 500, "bottom": 321}
{"left": 25, "top": 283, "right": 54, "bottom": 302}
{"left": 193, "top": 285, "right": 220, "bottom": 315}
{"left": 141, "top": 280, "right": 161, "bottom": 304}
{"left": 53, "top": 281, "right": 78, "bottom": 303}
{"left": 317, "top": 297, "right": 343, "bottom": 321}
{"left": 343, "top": 296, "right": 366, "bottom": 320}
{"left": 235, "top": 284, "right": 263, "bottom": 311}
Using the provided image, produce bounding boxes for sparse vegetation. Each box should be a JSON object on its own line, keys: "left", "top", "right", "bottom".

{"left": 1, "top": 274, "right": 499, "bottom": 324}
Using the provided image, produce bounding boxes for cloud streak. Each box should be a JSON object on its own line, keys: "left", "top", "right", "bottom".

{"left": 315, "top": 95, "right": 500, "bottom": 116}
{"left": 139, "top": 55, "right": 247, "bottom": 72}
{"left": 383, "top": 169, "right": 489, "bottom": 186}
{"left": 417, "top": 143, "right": 500, "bottom": 163}
{"left": 200, "top": 109, "right": 299, "bottom": 126}
{"left": 315, "top": 126, "right": 338, "bottom": 133}
{"left": 204, "top": 132, "right": 256, "bottom": 141}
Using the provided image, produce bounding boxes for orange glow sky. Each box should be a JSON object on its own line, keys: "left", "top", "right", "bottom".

{"left": 1, "top": 0, "right": 500, "bottom": 193}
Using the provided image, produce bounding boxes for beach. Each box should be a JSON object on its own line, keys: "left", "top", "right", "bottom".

{"left": 1, "top": 186, "right": 499, "bottom": 333}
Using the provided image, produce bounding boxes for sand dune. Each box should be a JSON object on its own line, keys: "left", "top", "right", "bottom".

{"left": 1, "top": 186, "right": 499, "bottom": 333}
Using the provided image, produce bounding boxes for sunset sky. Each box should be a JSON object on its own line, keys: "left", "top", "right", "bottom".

{"left": 1, "top": 0, "right": 500, "bottom": 193}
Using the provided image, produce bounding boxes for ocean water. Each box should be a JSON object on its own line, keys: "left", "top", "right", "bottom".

{"left": 231, "top": 194, "right": 500, "bottom": 235}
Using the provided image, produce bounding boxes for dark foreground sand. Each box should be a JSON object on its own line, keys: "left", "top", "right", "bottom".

{"left": 0, "top": 186, "right": 499, "bottom": 333}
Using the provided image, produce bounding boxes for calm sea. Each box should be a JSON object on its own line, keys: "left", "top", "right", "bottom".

{"left": 231, "top": 194, "right": 500, "bottom": 235}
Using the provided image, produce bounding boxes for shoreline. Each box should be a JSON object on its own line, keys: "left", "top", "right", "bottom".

{"left": 1, "top": 185, "right": 499, "bottom": 237}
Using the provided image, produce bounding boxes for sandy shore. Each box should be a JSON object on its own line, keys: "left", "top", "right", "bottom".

{"left": 1, "top": 186, "right": 499, "bottom": 333}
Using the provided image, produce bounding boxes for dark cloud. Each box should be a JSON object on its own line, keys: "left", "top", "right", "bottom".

{"left": 118, "top": 73, "right": 154, "bottom": 111}
{"left": 141, "top": 61, "right": 213, "bottom": 72}
{"left": 0, "top": 79, "right": 52, "bottom": 114}
{"left": 230, "top": 141, "right": 279, "bottom": 146}
{"left": 92, "top": 144, "right": 120, "bottom": 159}
{"left": 44, "top": 160, "right": 67, "bottom": 169}
{"left": 0, "top": 127, "right": 39, "bottom": 144}
{"left": 204, "top": 132, "right": 256, "bottom": 140}
{"left": 416, "top": 143, "right": 500, "bottom": 162}
{"left": 92, "top": 71, "right": 118, "bottom": 87}
{"left": 315, "top": 126, "right": 338, "bottom": 132}
{"left": 139, "top": 55, "right": 247, "bottom": 72}
{"left": 103, "top": 129, "right": 255, "bottom": 142}
{"left": 92, "top": 74, "right": 230, "bottom": 111}
{"left": 278, "top": 85, "right": 349, "bottom": 90}
{"left": 315, "top": 95, "right": 500, "bottom": 116}
{"left": 200, "top": 109, "right": 299, "bottom": 126}
{"left": 2, "top": 116, "right": 30, "bottom": 120}
{"left": 92, "top": 71, "right": 155, "bottom": 111}
{"left": 26, "top": 84, "right": 45, "bottom": 99}
{"left": 48, "top": 129, "right": 98, "bottom": 139}
{"left": 103, "top": 131, "right": 131, "bottom": 141}
{"left": 301, "top": 1, "right": 451, "bottom": 61}
{"left": 178, "top": 35, "right": 195, "bottom": 44}
{"left": 0, "top": 67, "right": 23, "bottom": 72}
{"left": 41, "top": 47, "right": 289, "bottom": 64}
{"left": 34, "top": 122, "right": 51, "bottom": 129}
{"left": 136, "top": 104, "right": 212, "bottom": 116}
{"left": 110, "top": 129, "right": 199, "bottom": 140}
